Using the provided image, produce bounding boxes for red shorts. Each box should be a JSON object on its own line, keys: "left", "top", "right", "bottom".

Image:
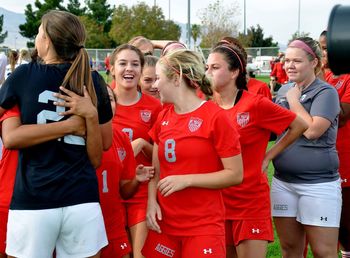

{"left": 225, "top": 218, "right": 274, "bottom": 246}
{"left": 124, "top": 202, "right": 147, "bottom": 227}
{"left": 101, "top": 236, "right": 131, "bottom": 258}
{"left": 0, "top": 208, "right": 8, "bottom": 254}
{"left": 142, "top": 230, "right": 225, "bottom": 258}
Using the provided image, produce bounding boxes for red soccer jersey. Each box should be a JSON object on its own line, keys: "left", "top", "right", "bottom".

{"left": 325, "top": 71, "right": 350, "bottom": 187}
{"left": 149, "top": 101, "right": 241, "bottom": 236}
{"left": 222, "top": 91, "right": 296, "bottom": 219}
{"left": 0, "top": 106, "right": 20, "bottom": 209}
{"left": 271, "top": 62, "right": 288, "bottom": 84}
{"left": 112, "top": 93, "right": 162, "bottom": 204}
{"left": 247, "top": 78, "right": 272, "bottom": 100}
{"left": 96, "top": 129, "right": 135, "bottom": 240}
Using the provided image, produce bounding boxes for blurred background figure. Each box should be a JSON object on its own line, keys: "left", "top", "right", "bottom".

{"left": 0, "top": 52, "right": 6, "bottom": 86}
{"left": 17, "top": 48, "right": 31, "bottom": 65}
{"left": 139, "top": 55, "right": 159, "bottom": 99}
{"left": 5, "top": 49, "right": 18, "bottom": 80}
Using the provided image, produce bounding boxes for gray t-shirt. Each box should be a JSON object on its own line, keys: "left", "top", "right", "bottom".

{"left": 273, "top": 78, "right": 340, "bottom": 183}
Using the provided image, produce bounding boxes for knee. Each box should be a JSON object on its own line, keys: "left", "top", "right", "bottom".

{"left": 310, "top": 244, "right": 337, "bottom": 258}
{"left": 280, "top": 240, "right": 304, "bottom": 257}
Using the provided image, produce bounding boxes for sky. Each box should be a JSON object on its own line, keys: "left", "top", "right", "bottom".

{"left": 1, "top": 0, "right": 350, "bottom": 46}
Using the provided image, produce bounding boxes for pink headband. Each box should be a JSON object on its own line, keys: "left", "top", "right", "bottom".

{"left": 162, "top": 42, "right": 186, "bottom": 56}
{"left": 289, "top": 40, "right": 316, "bottom": 58}
{"left": 214, "top": 45, "right": 245, "bottom": 72}
{"left": 162, "top": 57, "right": 199, "bottom": 89}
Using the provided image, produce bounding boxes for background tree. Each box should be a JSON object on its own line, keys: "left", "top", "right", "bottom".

{"left": 80, "top": 15, "right": 113, "bottom": 48}
{"left": 288, "top": 31, "right": 310, "bottom": 44}
{"left": 191, "top": 24, "right": 201, "bottom": 47}
{"left": 198, "top": 0, "right": 240, "bottom": 48}
{"left": 109, "top": 3, "right": 181, "bottom": 45}
{"left": 86, "top": 0, "right": 113, "bottom": 33}
{"left": 67, "top": 0, "right": 86, "bottom": 16}
{"left": 238, "top": 24, "right": 278, "bottom": 48}
{"left": 19, "top": 0, "right": 65, "bottom": 47}
{"left": 0, "top": 14, "right": 8, "bottom": 44}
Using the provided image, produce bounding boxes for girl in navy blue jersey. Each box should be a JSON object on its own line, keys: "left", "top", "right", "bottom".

{"left": 0, "top": 10, "right": 112, "bottom": 258}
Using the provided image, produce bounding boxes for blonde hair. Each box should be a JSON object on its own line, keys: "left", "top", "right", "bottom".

{"left": 159, "top": 49, "right": 213, "bottom": 96}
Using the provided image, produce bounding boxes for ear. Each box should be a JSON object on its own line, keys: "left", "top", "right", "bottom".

{"left": 311, "top": 58, "right": 318, "bottom": 69}
{"left": 173, "top": 74, "right": 181, "bottom": 87}
{"left": 230, "top": 68, "right": 240, "bottom": 80}
{"left": 110, "top": 65, "right": 115, "bottom": 77}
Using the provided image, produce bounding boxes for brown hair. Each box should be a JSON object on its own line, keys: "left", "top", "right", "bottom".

{"left": 41, "top": 10, "right": 97, "bottom": 106}
{"left": 8, "top": 49, "right": 19, "bottom": 73}
{"left": 110, "top": 44, "right": 145, "bottom": 68}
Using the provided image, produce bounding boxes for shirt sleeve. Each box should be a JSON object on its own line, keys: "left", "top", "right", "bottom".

{"left": 340, "top": 76, "right": 350, "bottom": 104}
{"left": 256, "top": 96, "right": 296, "bottom": 135}
{"left": 310, "top": 86, "right": 340, "bottom": 122}
{"left": 212, "top": 109, "right": 241, "bottom": 158}
{"left": 92, "top": 71, "right": 113, "bottom": 124}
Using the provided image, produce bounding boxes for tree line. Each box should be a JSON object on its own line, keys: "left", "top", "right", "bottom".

{"left": 0, "top": 0, "right": 307, "bottom": 49}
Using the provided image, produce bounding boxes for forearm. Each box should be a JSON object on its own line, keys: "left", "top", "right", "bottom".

{"left": 100, "top": 121, "right": 112, "bottom": 150}
{"left": 266, "top": 116, "right": 307, "bottom": 160}
{"left": 85, "top": 112, "right": 102, "bottom": 168}
{"left": 120, "top": 178, "right": 140, "bottom": 200}
{"left": 3, "top": 119, "right": 75, "bottom": 149}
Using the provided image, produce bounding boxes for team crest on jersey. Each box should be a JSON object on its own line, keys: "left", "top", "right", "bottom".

{"left": 335, "top": 80, "right": 344, "bottom": 90}
{"left": 117, "top": 147, "right": 126, "bottom": 161}
{"left": 140, "top": 110, "right": 151, "bottom": 123}
{"left": 300, "top": 94, "right": 307, "bottom": 102}
{"left": 188, "top": 117, "right": 203, "bottom": 132}
{"left": 237, "top": 112, "right": 250, "bottom": 127}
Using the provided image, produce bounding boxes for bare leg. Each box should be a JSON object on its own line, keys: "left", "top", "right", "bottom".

{"left": 235, "top": 240, "right": 268, "bottom": 258}
{"left": 274, "top": 217, "right": 305, "bottom": 258}
{"left": 305, "top": 225, "right": 339, "bottom": 258}
{"left": 129, "top": 221, "right": 148, "bottom": 258}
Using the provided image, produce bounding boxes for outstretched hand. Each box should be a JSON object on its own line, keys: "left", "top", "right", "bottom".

{"left": 136, "top": 164, "right": 155, "bottom": 182}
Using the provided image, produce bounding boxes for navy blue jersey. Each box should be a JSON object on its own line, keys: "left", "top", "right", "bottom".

{"left": 0, "top": 62, "right": 113, "bottom": 209}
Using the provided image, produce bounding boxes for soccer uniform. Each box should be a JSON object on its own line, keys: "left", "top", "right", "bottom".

{"left": 112, "top": 92, "right": 162, "bottom": 227}
{"left": 0, "top": 62, "right": 113, "bottom": 257}
{"left": 272, "top": 79, "right": 341, "bottom": 227}
{"left": 325, "top": 71, "right": 350, "bottom": 188}
{"left": 247, "top": 78, "right": 272, "bottom": 100}
{"left": 270, "top": 62, "right": 288, "bottom": 84}
{"left": 97, "top": 129, "right": 135, "bottom": 258}
{"left": 0, "top": 106, "right": 19, "bottom": 254}
{"left": 143, "top": 101, "right": 241, "bottom": 258}
{"left": 222, "top": 90, "right": 296, "bottom": 245}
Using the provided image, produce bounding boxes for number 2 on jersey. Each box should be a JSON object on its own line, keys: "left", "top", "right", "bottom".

{"left": 37, "top": 90, "right": 85, "bottom": 145}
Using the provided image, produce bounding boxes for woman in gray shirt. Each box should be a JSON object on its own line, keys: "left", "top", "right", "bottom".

{"left": 272, "top": 37, "right": 341, "bottom": 258}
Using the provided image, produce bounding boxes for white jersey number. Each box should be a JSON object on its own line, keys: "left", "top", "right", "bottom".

{"left": 37, "top": 90, "right": 85, "bottom": 145}
{"left": 101, "top": 170, "right": 109, "bottom": 193}
{"left": 164, "top": 139, "right": 176, "bottom": 163}
{"left": 122, "top": 128, "right": 134, "bottom": 142}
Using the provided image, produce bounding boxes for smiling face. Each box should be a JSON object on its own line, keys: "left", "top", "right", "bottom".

{"left": 110, "top": 49, "right": 142, "bottom": 90}
{"left": 140, "top": 65, "right": 159, "bottom": 98}
{"left": 284, "top": 47, "right": 317, "bottom": 84}
{"left": 153, "top": 62, "right": 176, "bottom": 103}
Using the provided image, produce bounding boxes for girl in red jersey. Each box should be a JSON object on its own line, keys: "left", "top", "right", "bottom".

{"left": 110, "top": 44, "right": 162, "bottom": 258}
{"left": 143, "top": 49, "right": 244, "bottom": 258}
{"left": 98, "top": 86, "right": 155, "bottom": 258}
{"left": 206, "top": 42, "right": 307, "bottom": 258}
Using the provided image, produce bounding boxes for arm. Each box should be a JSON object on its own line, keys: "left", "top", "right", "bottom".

{"left": 262, "top": 115, "right": 308, "bottom": 172}
{"left": 120, "top": 164, "right": 155, "bottom": 199}
{"left": 131, "top": 138, "right": 153, "bottom": 158}
{"left": 286, "top": 86, "right": 331, "bottom": 140}
{"left": 339, "top": 102, "right": 350, "bottom": 127}
{"left": 2, "top": 115, "right": 85, "bottom": 149}
{"left": 146, "top": 144, "right": 162, "bottom": 233}
{"left": 157, "top": 154, "right": 243, "bottom": 197}
{"left": 100, "top": 120, "right": 112, "bottom": 150}
{"left": 54, "top": 86, "right": 102, "bottom": 168}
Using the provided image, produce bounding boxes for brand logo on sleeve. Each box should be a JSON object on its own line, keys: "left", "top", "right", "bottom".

{"left": 117, "top": 147, "right": 126, "bottom": 161}
{"left": 237, "top": 112, "right": 250, "bottom": 127}
{"left": 300, "top": 94, "right": 307, "bottom": 102}
{"left": 188, "top": 117, "right": 203, "bottom": 132}
{"left": 140, "top": 110, "right": 152, "bottom": 123}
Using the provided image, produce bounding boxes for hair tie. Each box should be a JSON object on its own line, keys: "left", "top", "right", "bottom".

{"left": 78, "top": 45, "right": 85, "bottom": 49}
{"left": 288, "top": 40, "right": 316, "bottom": 58}
{"left": 214, "top": 45, "right": 244, "bottom": 72}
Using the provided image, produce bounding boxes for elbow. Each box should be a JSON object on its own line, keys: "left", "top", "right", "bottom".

{"left": 2, "top": 135, "right": 17, "bottom": 149}
{"left": 91, "top": 156, "right": 102, "bottom": 169}
{"left": 303, "top": 130, "right": 322, "bottom": 140}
